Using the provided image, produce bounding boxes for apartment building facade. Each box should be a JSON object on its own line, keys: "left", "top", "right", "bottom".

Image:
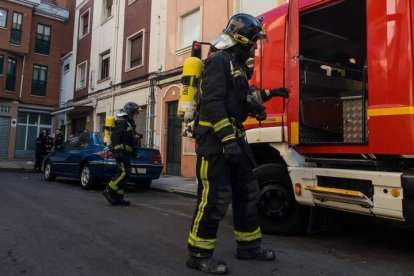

{"left": 0, "top": 0, "right": 74, "bottom": 159}
{"left": 54, "top": 0, "right": 156, "bottom": 147}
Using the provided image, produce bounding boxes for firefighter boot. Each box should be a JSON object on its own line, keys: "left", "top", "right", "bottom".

{"left": 102, "top": 187, "right": 121, "bottom": 205}
{"left": 115, "top": 194, "right": 131, "bottom": 206}
{"left": 236, "top": 246, "right": 275, "bottom": 261}
{"left": 186, "top": 252, "right": 229, "bottom": 275}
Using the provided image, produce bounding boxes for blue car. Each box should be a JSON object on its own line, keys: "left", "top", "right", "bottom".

{"left": 42, "top": 132, "right": 163, "bottom": 189}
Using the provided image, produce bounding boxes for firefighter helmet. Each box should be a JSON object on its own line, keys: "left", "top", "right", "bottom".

{"left": 122, "top": 102, "right": 141, "bottom": 116}
{"left": 211, "top": 13, "right": 266, "bottom": 50}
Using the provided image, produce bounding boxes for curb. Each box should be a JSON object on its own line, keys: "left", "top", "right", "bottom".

{"left": 0, "top": 168, "right": 33, "bottom": 173}
{"left": 149, "top": 187, "right": 197, "bottom": 199}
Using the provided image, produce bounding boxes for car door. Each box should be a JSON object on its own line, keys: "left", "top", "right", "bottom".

{"left": 64, "top": 132, "right": 91, "bottom": 177}
{"left": 286, "top": 0, "right": 299, "bottom": 145}
{"left": 52, "top": 137, "right": 79, "bottom": 175}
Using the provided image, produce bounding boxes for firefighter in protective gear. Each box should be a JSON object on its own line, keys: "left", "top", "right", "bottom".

{"left": 102, "top": 102, "right": 141, "bottom": 206}
{"left": 186, "top": 13, "right": 287, "bottom": 274}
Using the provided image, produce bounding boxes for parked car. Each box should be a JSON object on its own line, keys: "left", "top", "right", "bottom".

{"left": 42, "top": 132, "right": 163, "bottom": 189}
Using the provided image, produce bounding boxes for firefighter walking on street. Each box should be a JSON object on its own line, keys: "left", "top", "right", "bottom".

{"left": 102, "top": 102, "right": 141, "bottom": 206}
{"left": 186, "top": 14, "right": 288, "bottom": 274}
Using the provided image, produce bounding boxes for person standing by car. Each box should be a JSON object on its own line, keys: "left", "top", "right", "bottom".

{"left": 53, "top": 128, "right": 64, "bottom": 151}
{"left": 33, "top": 130, "right": 49, "bottom": 173}
{"left": 44, "top": 131, "right": 53, "bottom": 154}
{"left": 102, "top": 102, "right": 141, "bottom": 206}
{"left": 186, "top": 14, "right": 288, "bottom": 274}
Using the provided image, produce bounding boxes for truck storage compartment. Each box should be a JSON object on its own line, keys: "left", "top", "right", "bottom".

{"left": 298, "top": 0, "right": 367, "bottom": 145}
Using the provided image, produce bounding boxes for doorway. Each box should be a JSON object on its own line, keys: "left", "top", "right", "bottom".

{"left": 166, "top": 101, "right": 181, "bottom": 176}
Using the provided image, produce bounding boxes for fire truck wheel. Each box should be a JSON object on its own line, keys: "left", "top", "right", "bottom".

{"left": 254, "top": 163, "right": 309, "bottom": 235}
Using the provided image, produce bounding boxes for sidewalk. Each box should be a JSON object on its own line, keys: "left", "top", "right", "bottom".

{"left": 151, "top": 175, "right": 197, "bottom": 197}
{"left": 0, "top": 160, "right": 197, "bottom": 197}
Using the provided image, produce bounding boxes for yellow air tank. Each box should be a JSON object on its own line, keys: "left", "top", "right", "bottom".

{"left": 177, "top": 56, "right": 203, "bottom": 123}
{"left": 103, "top": 116, "right": 115, "bottom": 145}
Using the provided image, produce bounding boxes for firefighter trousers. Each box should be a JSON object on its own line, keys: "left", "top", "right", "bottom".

{"left": 188, "top": 145, "right": 262, "bottom": 254}
{"left": 108, "top": 157, "right": 131, "bottom": 195}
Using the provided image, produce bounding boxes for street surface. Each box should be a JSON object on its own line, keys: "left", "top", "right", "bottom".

{"left": 1, "top": 172, "right": 414, "bottom": 276}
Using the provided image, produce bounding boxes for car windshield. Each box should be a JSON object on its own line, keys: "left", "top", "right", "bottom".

{"left": 96, "top": 133, "right": 104, "bottom": 145}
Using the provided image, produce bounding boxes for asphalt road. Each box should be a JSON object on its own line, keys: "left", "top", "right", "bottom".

{"left": 1, "top": 172, "right": 414, "bottom": 276}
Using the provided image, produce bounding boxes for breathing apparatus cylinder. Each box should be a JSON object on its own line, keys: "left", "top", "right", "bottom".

{"left": 177, "top": 56, "right": 203, "bottom": 123}
{"left": 104, "top": 116, "right": 115, "bottom": 145}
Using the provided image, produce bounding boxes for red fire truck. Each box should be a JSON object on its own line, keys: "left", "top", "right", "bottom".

{"left": 247, "top": 0, "right": 414, "bottom": 234}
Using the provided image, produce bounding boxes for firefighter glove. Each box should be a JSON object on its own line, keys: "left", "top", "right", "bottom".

{"left": 255, "top": 110, "right": 267, "bottom": 121}
{"left": 269, "top": 87, "right": 289, "bottom": 98}
{"left": 260, "top": 87, "right": 289, "bottom": 102}
{"left": 223, "top": 141, "right": 242, "bottom": 164}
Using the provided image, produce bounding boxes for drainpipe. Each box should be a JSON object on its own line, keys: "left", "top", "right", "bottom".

{"left": 148, "top": 75, "right": 156, "bottom": 148}
{"left": 111, "top": 0, "right": 121, "bottom": 116}
{"left": 19, "top": 55, "right": 26, "bottom": 99}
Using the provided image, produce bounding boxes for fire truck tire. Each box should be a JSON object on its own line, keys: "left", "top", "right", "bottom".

{"left": 254, "top": 163, "right": 309, "bottom": 235}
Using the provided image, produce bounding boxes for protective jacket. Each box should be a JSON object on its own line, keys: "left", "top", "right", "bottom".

{"left": 54, "top": 133, "right": 63, "bottom": 149}
{"left": 111, "top": 116, "right": 136, "bottom": 158}
{"left": 195, "top": 50, "right": 251, "bottom": 155}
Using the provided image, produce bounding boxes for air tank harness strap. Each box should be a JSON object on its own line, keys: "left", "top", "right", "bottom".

{"left": 181, "top": 75, "right": 200, "bottom": 87}
{"left": 198, "top": 118, "right": 246, "bottom": 139}
{"left": 113, "top": 144, "right": 134, "bottom": 152}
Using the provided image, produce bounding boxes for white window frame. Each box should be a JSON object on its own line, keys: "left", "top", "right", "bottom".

{"left": 16, "top": 112, "right": 52, "bottom": 151}
{"left": 0, "top": 8, "right": 8, "bottom": 28}
{"left": 125, "top": 29, "right": 145, "bottom": 72}
{"left": 99, "top": 50, "right": 111, "bottom": 81}
{"left": 177, "top": 8, "right": 201, "bottom": 51}
{"left": 79, "top": 9, "right": 90, "bottom": 39}
{"left": 76, "top": 61, "right": 87, "bottom": 90}
{"left": 102, "top": 0, "right": 113, "bottom": 22}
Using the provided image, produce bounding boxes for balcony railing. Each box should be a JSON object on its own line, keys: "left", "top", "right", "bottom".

{"left": 6, "top": 75, "right": 16, "bottom": 91}
{"left": 35, "top": 39, "right": 50, "bottom": 55}
{"left": 31, "top": 81, "right": 47, "bottom": 96}
{"left": 10, "top": 29, "right": 22, "bottom": 45}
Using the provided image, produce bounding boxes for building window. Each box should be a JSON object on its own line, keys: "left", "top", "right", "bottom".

{"left": 31, "top": 65, "right": 48, "bottom": 96}
{"left": 16, "top": 112, "right": 52, "bottom": 151}
{"left": 63, "top": 63, "right": 70, "bottom": 73}
{"left": 100, "top": 51, "right": 110, "bottom": 80}
{"left": 103, "top": 0, "right": 113, "bottom": 21}
{"left": 0, "top": 105, "right": 11, "bottom": 113}
{"left": 35, "top": 24, "right": 51, "bottom": 55}
{"left": 0, "top": 8, "right": 8, "bottom": 28}
{"left": 79, "top": 10, "right": 89, "bottom": 38}
{"left": 6, "top": 58, "right": 17, "bottom": 91}
{"left": 98, "top": 113, "right": 106, "bottom": 134}
{"left": 10, "top": 12, "right": 23, "bottom": 45}
{"left": 179, "top": 8, "right": 201, "bottom": 50}
{"left": 76, "top": 62, "right": 87, "bottom": 89}
{"left": 126, "top": 31, "right": 144, "bottom": 70}
{"left": 0, "top": 55, "right": 3, "bottom": 75}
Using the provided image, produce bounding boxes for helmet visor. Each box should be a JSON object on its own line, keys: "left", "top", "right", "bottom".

{"left": 210, "top": 33, "right": 237, "bottom": 50}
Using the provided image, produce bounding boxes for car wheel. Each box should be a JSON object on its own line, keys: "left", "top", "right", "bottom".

{"left": 134, "top": 179, "right": 152, "bottom": 189}
{"left": 254, "top": 163, "right": 309, "bottom": 235}
{"left": 80, "top": 164, "right": 95, "bottom": 190}
{"left": 44, "top": 161, "right": 56, "bottom": 181}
